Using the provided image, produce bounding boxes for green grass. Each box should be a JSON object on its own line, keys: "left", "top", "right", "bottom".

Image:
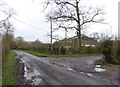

{"left": 49, "top": 54, "right": 101, "bottom": 58}
{"left": 23, "top": 50, "right": 101, "bottom": 58}
{"left": 95, "top": 59, "right": 108, "bottom": 65}
{"left": 95, "top": 60, "right": 118, "bottom": 66}
{"left": 0, "top": 64, "right": 2, "bottom": 86}
{"left": 2, "top": 50, "right": 16, "bottom": 85}
{"left": 23, "top": 50, "right": 49, "bottom": 57}
{"left": 0, "top": 74, "right": 2, "bottom": 86}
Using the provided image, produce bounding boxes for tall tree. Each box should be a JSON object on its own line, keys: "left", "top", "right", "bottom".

{"left": 45, "top": 0, "right": 105, "bottom": 51}
{"left": 1, "top": 20, "right": 14, "bottom": 62}
{"left": 0, "top": 0, "right": 15, "bottom": 63}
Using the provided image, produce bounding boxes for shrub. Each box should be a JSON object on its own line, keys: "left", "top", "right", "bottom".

{"left": 53, "top": 46, "right": 59, "bottom": 55}
{"left": 102, "top": 39, "right": 113, "bottom": 63}
{"left": 117, "top": 40, "right": 120, "bottom": 64}
{"left": 112, "top": 39, "right": 120, "bottom": 64}
{"left": 102, "top": 39, "right": 120, "bottom": 64}
{"left": 60, "top": 46, "right": 66, "bottom": 55}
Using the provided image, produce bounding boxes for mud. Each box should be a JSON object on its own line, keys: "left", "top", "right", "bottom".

{"left": 15, "top": 51, "right": 119, "bottom": 85}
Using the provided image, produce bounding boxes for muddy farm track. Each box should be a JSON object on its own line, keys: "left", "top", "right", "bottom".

{"left": 15, "top": 51, "right": 119, "bottom": 86}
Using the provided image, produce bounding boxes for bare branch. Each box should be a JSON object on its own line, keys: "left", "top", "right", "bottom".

{"left": 54, "top": 0, "right": 76, "bottom": 8}
{"left": 53, "top": 15, "right": 78, "bottom": 22}
{"left": 80, "top": 8, "right": 104, "bottom": 26}
{"left": 0, "top": 14, "right": 11, "bottom": 23}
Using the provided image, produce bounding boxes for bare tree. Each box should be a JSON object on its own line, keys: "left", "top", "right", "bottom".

{"left": 45, "top": 0, "right": 105, "bottom": 51}
{"left": 0, "top": 1, "right": 15, "bottom": 62}
{"left": 0, "top": 0, "right": 15, "bottom": 33}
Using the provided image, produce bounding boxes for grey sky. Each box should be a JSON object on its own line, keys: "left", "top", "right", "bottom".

{"left": 2, "top": 0, "right": 119, "bottom": 43}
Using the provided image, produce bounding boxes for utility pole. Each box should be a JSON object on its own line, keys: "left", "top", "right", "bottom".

{"left": 50, "top": 17, "right": 53, "bottom": 55}
{"left": 65, "top": 28, "right": 67, "bottom": 48}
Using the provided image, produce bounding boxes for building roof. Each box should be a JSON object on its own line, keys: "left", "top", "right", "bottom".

{"left": 67, "top": 34, "right": 96, "bottom": 41}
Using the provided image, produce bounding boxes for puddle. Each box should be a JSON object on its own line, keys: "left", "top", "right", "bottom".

{"left": 24, "top": 64, "right": 35, "bottom": 80}
{"left": 66, "top": 67, "right": 74, "bottom": 71}
{"left": 80, "top": 72, "right": 85, "bottom": 75}
{"left": 80, "top": 72, "right": 94, "bottom": 77}
{"left": 21, "top": 59, "right": 42, "bottom": 84}
{"left": 32, "top": 78, "right": 42, "bottom": 85}
{"left": 20, "top": 59, "right": 26, "bottom": 63}
{"left": 95, "top": 65, "right": 101, "bottom": 68}
{"left": 95, "top": 68, "right": 105, "bottom": 72}
{"left": 95, "top": 65, "right": 105, "bottom": 72}
{"left": 22, "top": 60, "right": 26, "bottom": 63}
{"left": 24, "top": 66, "right": 42, "bottom": 84}
{"left": 86, "top": 73, "right": 94, "bottom": 77}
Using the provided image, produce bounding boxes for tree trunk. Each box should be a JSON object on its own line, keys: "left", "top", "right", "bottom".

{"left": 76, "top": 1, "right": 81, "bottom": 52}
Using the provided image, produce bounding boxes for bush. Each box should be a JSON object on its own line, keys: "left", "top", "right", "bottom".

{"left": 117, "top": 40, "right": 120, "bottom": 63}
{"left": 60, "top": 46, "right": 66, "bottom": 55}
{"left": 53, "top": 46, "right": 59, "bottom": 55}
{"left": 80, "top": 46, "right": 98, "bottom": 54}
{"left": 112, "top": 39, "right": 120, "bottom": 64}
{"left": 70, "top": 47, "right": 78, "bottom": 54}
{"left": 102, "top": 39, "right": 113, "bottom": 63}
{"left": 102, "top": 39, "right": 120, "bottom": 64}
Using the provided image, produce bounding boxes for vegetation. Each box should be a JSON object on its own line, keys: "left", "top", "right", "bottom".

{"left": 2, "top": 51, "right": 16, "bottom": 85}
{"left": 0, "top": 2, "right": 15, "bottom": 86}
{"left": 102, "top": 39, "right": 113, "bottom": 63}
{"left": 23, "top": 50, "right": 100, "bottom": 58}
{"left": 13, "top": 35, "right": 102, "bottom": 56}
{"left": 23, "top": 50, "right": 49, "bottom": 57}
{"left": 0, "top": 76, "right": 1, "bottom": 86}
{"left": 112, "top": 39, "right": 120, "bottom": 64}
{"left": 45, "top": 0, "right": 105, "bottom": 51}
{"left": 101, "top": 38, "right": 120, "bottom": 64}
{"left": 95, "top": 59, "right": 108, "bottom": 65}
{"left": 60, "top": 46, "right": 66, "bottom": 55}
{"left": 0, "top": 59, "right": 1, "bottom": 86}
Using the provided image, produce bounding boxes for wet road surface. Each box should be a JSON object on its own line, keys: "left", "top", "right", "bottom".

{"left": 15, "top": 51, "right": 119, "bottom": 85}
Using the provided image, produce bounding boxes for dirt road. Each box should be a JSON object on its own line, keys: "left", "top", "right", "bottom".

{"left": 15, "top": 51, "right": 119, "bottom": 86}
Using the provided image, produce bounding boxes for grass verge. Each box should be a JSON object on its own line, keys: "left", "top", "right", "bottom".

{"left": 23, "top": 50, "right": 49, "bottom": 57}
{"left": 49, "top": 54, "right": 101, "bottom": 58}
{"left": 95, "top": 60, "right": 107, "bottom": 65}
{"left": 0, "top": 74, "right": 1, "bottom": 86}
{"left": 0, "top": 63, "right": 2, "bottom": 86}
{"left": 95, "top": 59, "right": 120, "bottom": 66}
{"left": 23, "top": 50, "right": 101, "bottom": 58}
{"left": 2, "top": 50, "right": 16, "bottom": 85}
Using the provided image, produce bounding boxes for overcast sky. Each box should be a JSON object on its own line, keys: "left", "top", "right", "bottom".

{"left": 2, "top": 0, "right": 120, "bottom": 43}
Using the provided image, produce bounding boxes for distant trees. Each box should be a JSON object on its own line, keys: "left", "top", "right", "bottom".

{"left": 45, "top": 0, "right": 105, "bottom": 52}
{"left": 13, "top": 36, "right": 68, "bottom": 55}
{"left": 14, "top": 36, "right": 25, "bottom": 49}
{"left": 13, "top": 38, "right": 49, "bottom": 53}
